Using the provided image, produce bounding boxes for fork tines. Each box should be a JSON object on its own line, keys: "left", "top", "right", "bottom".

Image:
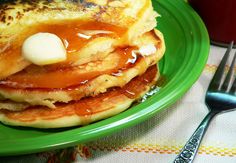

{"left": 208, "top": 41, "right": 236, "bottom": 92}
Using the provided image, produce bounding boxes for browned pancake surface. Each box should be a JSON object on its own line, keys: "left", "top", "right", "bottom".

{"left": 0, "top": 65, "right": 158, "bottom": 128}
{"left": 0, "top": 0, "right": 157, "bottom": 79}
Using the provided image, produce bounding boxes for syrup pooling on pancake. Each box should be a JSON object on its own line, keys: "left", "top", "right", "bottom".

{"left": 3, "top": 20, "right": 127, "bottom": 66}
{"left": 0, "top": 32, "right": 162, "bottom": 90}
{"left": 0, "top": 30, "right": 165, "bottom": 108}
{"left": 0, "top": 0, "right": 157, "bottom": 79}
{"left": 0, "top": 20, "right": 128, "bottom": 80}
{"left": 0, "top": 30, "right": 163, "bottom": 89}
{"left": 22, "top": 20, "right": 127, "bottom": 65}
{"left": 0, "top": 66, "right": 158, "bottom": 127}
{"left": 0, "top": 46, "right": 140, "bottom": 89}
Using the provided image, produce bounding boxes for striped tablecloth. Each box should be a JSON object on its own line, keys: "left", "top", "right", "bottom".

{"left": 2, "top": 45, "right": 236, "bottom": 163}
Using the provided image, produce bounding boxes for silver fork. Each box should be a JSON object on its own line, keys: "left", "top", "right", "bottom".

{"left": 174, "top": 42, "right": 236, "bottom": 163}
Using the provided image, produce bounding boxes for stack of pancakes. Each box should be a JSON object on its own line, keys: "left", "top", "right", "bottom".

{"left": 0, "top": 0, "right": 165, "bottom": 128}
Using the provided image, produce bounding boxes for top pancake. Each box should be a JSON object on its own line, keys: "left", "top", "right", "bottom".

{"left": 0, "top": 0, "right": 158, "bottom": 79}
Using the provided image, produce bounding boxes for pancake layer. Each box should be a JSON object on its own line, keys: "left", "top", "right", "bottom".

{"left": 0, "top": 0, "right": 157, "bottom": 79}
{"left": 0, "top": 65, "right": 158, "bottom": 128}
{"left": 0, "top": 30, "right": 165, "bottom": 109}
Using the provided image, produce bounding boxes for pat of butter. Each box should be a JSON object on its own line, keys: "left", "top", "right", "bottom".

{"left": 22, "top": 33, "right": 66, "bottom": 65}
{"left": 139, "top": 44, "right": 156, "bottom": 56}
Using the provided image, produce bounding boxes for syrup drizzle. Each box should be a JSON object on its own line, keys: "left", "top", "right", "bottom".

{"left": 1, "top": 66, "right": 158, "bottom": 123}
{"left": 0, "top": 20, "right": 137, "bottom": 89}
{"left": 0, "top": 47, "right": 141, "bottom": 89}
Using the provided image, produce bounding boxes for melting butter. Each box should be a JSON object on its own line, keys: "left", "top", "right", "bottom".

{"left": 22, "top": 33, "right": 66, "bottom": 66}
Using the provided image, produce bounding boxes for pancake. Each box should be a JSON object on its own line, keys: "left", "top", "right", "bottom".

{"left": 0, "top": 65, "right": 159, "bottom": 128}
{"left": 0, "top": 101, "right": 29, "bottom": 112}
{"left": 0, "top": 0, "right": 165, "bottom": 129}
{"left": 0, "top": 0, "right": 158, "bottom": 79}
{"left": 0, "top": 30, "right": 165, "bottom": 109}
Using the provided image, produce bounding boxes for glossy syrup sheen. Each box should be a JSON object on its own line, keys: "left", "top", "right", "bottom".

{"left": 0, "top": 20, "right": 132, "bottom": 89}
{"left": 0, "top": 47, "right": 141, "bottom": 89}
{"left": 33, "top": 20, "right": 126, "bottom": 53}
{"left": 1, "top": 65, "right": 157, "bottom": 122}
{"left": 2, "top": 20, "right": 127, "bottom": 64}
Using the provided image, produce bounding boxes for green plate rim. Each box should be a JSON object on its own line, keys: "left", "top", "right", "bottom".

{"left": 0, "top": 0, "right": 209, "bottom": 156}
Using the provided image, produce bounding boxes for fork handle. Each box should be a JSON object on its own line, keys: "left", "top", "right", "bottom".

{"left": 173, "top": 111, "right": 217, "bottom": 163}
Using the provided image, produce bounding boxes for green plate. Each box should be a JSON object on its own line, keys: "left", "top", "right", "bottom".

{"left": 0, "top": 0, "right": 209, "bottom": 156}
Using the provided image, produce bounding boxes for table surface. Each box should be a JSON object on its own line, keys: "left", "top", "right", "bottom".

{"left": 1, "top": 45, "right": 236, "bottom": 163}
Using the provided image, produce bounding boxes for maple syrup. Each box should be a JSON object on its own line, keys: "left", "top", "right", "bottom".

{"left": 2, "top": 66, "right": 157, "bottom": 122}
{"left": 0, "top": 47, "right": 141, "bottom": 89}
